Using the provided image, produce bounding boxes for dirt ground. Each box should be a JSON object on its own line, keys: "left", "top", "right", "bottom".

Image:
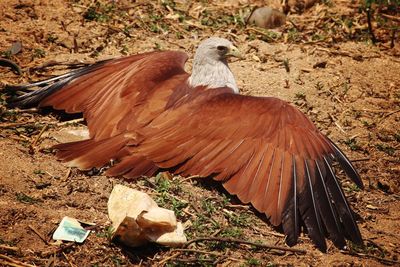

{"left": 0, "top": 0, "right": 399, "bottom": 266}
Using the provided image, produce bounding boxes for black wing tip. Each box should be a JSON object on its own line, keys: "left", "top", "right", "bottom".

{"left": 346, "top": 217, "right": 363, "bottom": 245}
{"left": 351, "top": 236, "right": 364, "bottom": 246}
{"left": 6, "top": 84, "right": 55, "bottom": 109}
{"left": 328, "top": 139, "right": 364, "bottom": 189}
{"left": 318, "top": 243, "right": 328, "bottom": 253}
{"left": 4, "top": 83, "right": 37, "bottom": 108}
{"left": 322, "top": 156, "right": 364, "bottom": 245}
{"left": 282, "top": 208, "right": 300, "bottom": 249}
{"left": 4, "top": 84, "right": 31, "bottom": 91}
{"left": 5, "top": 59, "right": 110, "bottom": 109}
{"left": 285, "top": 238, "right": 327, "bottom": 253}
{"left": 314, "top": 159, "right": 350, "bottom": 250}
{"left": 282, "top": 141, "right": 363, "bottom": 252}
{"left": 285, "top": 237, "right": 298, "bottom": 248}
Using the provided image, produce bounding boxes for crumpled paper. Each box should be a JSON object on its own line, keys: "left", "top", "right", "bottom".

{"left": 108, "top": 184, "right": 186, "bottom": 247}
{"left": 52, "top": 216, "right": 91, "bottom": 243}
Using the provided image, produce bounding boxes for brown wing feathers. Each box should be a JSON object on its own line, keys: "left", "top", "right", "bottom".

{"left": 10, "top": 51, "right": 189, "bottom": 140}
{"left": 131, "top": 93, "right": 362, "bottom": 251}
{"left": 8, "top": 51, "right": 363, "bottom": 252}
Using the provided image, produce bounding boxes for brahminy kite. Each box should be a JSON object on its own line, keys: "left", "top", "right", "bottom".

{"left": 9, "top": 37, "right": 363, "bottom": 251}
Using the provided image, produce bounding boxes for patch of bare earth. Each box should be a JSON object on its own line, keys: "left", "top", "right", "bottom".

{"left": 1, "top": 0, "right": 399, "bottom": 266}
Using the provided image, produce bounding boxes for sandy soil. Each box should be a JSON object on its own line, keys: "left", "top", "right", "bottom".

{"left": 0, "top": 0, "right": 399, "bottom": 266}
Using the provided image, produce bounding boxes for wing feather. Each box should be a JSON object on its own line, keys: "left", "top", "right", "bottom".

{"left": 277, "top": 151, "right": 292, "bottom": 219}
{"left": 211, "top": 140, "right": 255, "bottom": 181}
{"left": 329, "top": 141, "right": 363, "bottom": 188}
{"left": 249, "top": 146, "right": 274, "bottom": 210}
{"left": 223, "top": 147, "right": 257, "bottom": 193}
{"left": 323, "top": 156, "right": 363, "bottom": 243}
{"left": 315, "top": 159, "right": 346, "bottom": 248}
{"left": 263, "top": 151, "right": 283, "bottom": 224}
{"left": 281, "top": 155, "right": 299, "bottom": 246}
{"left": 303, "top": 159, "right": 326, "bottom": 251}
{"left": 243, "top": 143, "right": 269, "bottom": 202}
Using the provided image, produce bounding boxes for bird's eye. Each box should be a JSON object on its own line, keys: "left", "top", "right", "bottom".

{"left": 217, "top": 46, "right": 227, "bottom": 52}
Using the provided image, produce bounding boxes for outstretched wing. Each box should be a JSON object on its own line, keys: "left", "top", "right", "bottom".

{"left": 130, "top": 90, "right": 363, "bottom": 251}
{"left": 10, "top": 51, "right": 189, "bottom": 140}
{"left": 10, "top": 54, "right": 363, "bottom": 251}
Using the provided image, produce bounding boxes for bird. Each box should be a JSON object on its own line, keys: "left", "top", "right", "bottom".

{"left": 8, "top": 37, "right": 363, "bottom": 252}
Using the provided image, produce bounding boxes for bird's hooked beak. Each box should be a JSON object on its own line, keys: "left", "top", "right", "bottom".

{"left": 226, "top": 45, "right": 243, "bottom": 59}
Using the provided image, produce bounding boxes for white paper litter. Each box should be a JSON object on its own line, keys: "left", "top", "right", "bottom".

{"left": 52, "top": 216, "right": 91, "bottom": 243}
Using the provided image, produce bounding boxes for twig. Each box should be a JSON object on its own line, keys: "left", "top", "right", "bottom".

{"left": 41, "top": 243, "right": 75, "bottom": 257}
{"left": 0, "top": 244, "right": 20, "bottom": 253}
{"left": 62, "top": 252, "right": 77, "bottom": 267}
{"left": 172, "top": 257, "right": 214, "bottom": 263}
{"left": 390, "top": 28, "right": 396, "bottom": 49}
{"left": 213, "top": 255, "right": 229, "bottom": 265}
{"left": 0, "top": 122, "right": 36, "bottom": 129}
{"left": 350, "top": 157, "right": 370, "bottom": 162}
{"left": 211, "top": 228, "right": 222, "bottom": 237}
{"left": 28, "top": 225, "right": 48, "bottom": 245}
{"left": 288, "top": 19, "right": 301, "bottom": 31}
{"left": 0, "top": 254, "right": 35, "bottom": 267}
{"left": 329, "top": 113, "right": 346, "bottom": 134}
{"left": 171, "top": 248, "right": 230, "bottom": 265}
{"left": 246, "top": 27, "right": 270, "bottom": 36}
{"left": 0, "top": 262, "right": 26, "bottom": 267}
{"left": 157, "top": 252, "right": 181, "bottom": 266}
{"left": 366, "top": 7, "right": 377, "bottom": 44}
{"left": 63, "top": 168, "right": 72, "bottom": 181}
{"left": 2, "top": 118, "right": 76, "bottom": 137}
{"left": 180, "top": 175, "right": 200, "bottom": 182}
{"left": 8, "top": 136, "right": 30, "bottom": 142}
{"left": 44, "top": 255, "right": 55, "bottom": 267}
{"left": 185, "top": 237, "right": 306, "bottom": 254}
{"left": 343, "top": 251, "right": 399, "bottom": 265}
{"left": 167, "top": 40, "right": 188, "bottom": 50}
{"left": 380, "top": 13, "right": 400, "bottom": 23}
{"left": 57, "top": 118, "right": 85, "bottom": 126}
{"left": 356, "top": 108, "right": 395, "bottom": 113}
{"left": 0, "top": 58, "right": 22, "bottom": 75}
{"left": 225, "top": 204, "right": 250, "bottom": 210}
{"left": 172, "top": 248, "right": 222, "bottom": 257}
{"left": 314, "top": 47, "right": 370, "bottom": 61}
{"left": 252, "top": 227, "right": 286, "bottom": 238}
{"left": 6, "top": 108, "right": 39, "bottom": 114}
{"left": 378, "top": 109, "right": 400, "bottom": 124}
{"left": 31, "top": 124, "right": 48, "bottom": 147}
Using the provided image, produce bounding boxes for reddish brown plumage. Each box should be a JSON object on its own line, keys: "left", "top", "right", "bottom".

{"left": 10, "top": 41, "right": 363, "bottom": 251}
{"left": 41, "top": 51, "right": 189, "bottom": 140}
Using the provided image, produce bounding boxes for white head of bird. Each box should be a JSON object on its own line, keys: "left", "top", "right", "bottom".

{"left": 189, "top": 37, "right": 241, "bottom": 93}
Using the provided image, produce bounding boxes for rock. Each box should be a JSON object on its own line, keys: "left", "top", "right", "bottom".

{"left": 108, "top": 184, "right": 187, "bottom": 248}
{"left": 247, "top": 6, "right": 286, "bottom": 29}
{"left": 50, "top": 127, "right": 89, "bottom": 143}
